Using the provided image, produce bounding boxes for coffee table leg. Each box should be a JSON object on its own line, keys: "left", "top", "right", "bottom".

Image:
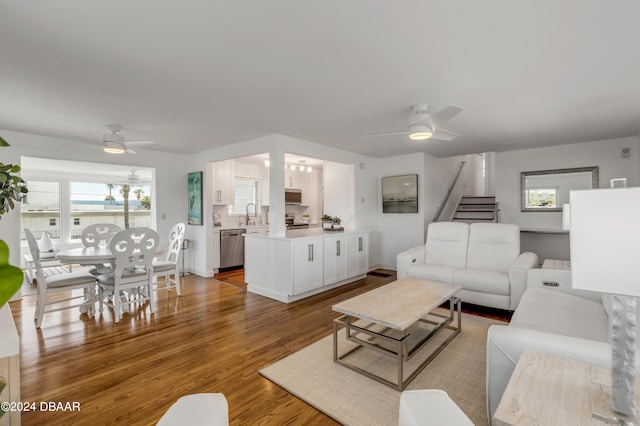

{"left": 449, "top": 296, "right": 462, "bottom": 331}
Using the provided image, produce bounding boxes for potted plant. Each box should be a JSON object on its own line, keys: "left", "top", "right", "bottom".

{"left": 0, "top": 139, "right": 29, "bottom": 309}
{"left": 332, "top": 216, "right": 342, "bottom": 229}
{"left": 322, "top": 214, "right": 333, "bottom": 229}
{"left": 301, "top": 213, "right": 311, "bottom": 224}
{"left": 0, "top": 137, "right": 27, "bottom": 419}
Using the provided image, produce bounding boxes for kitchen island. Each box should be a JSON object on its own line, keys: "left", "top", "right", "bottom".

{"left": 244, "top": 229, "right": 369, "bottom": 302}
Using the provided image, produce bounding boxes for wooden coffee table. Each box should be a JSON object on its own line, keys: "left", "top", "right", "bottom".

{"left": 332, "top": 278, "right": 462, "bottom": 390}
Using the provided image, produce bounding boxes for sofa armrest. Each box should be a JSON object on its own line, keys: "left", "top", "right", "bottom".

{"left": 526, "top": 269, "right": 602, "bottom": 302}
{"left": 486, "top": 324, "right": 611, "bottom": 422}
{"left": 507, "top": 252, "right": 538, "bottom": 310}
{"left": 396, "top": 245, "right": 426, "bottom": 279}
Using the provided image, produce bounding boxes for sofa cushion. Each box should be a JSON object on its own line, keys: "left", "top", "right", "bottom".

{"left": 406, "top": 264, "right": 457, "bottom": 284}
{"left": 466, "top": 223, "right": 519, "bottom": 273}
{"left": 425, "top": 222, "right": 469, "bottom": 269}
{"left": 453, "top": 269, "right": 510, "bottom": 295}
{"left": 510, "top": 287, "right": 609, "bottom": 343}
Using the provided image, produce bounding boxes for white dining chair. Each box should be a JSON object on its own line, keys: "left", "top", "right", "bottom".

{"left": 81, "top": 223, "right": 122, "bottom": 247}
{"left": 81, "top": 223, "right": 122, "bottom": 274}
{"left": 97, "top": 227, "right": 159, "bottom": 323}
{"left": 24, "top": 229, "right": 97, "bottom": 328}
{"left": 153, "top": 222, "right": 185, "bottom": 295}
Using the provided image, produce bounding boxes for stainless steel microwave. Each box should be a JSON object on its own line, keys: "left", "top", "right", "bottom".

{"left": 285, "top": 188, "right": 302, "bottom": 204}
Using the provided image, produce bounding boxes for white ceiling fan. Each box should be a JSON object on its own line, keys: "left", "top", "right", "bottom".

{"left": 361, "top": 104, "right": 463, "bottom": 141}
{"left": 103, "top": 124, "right": 156, "bottom": 154}
{"left": 127, "top": 170, "right": 140, "bottom": 183}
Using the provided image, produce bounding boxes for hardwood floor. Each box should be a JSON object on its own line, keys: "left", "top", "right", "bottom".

{"left": 9, "top": 270, "right": 509, "bottom": 425}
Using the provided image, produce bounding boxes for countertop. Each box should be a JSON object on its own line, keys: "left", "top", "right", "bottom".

{"left": 244, "top": 228, "right": 367, "bottom": 239}
{"left": 213, "top": 224, "right": 269, "bottom": 232}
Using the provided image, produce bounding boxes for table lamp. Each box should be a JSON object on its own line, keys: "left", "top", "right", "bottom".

{"left": 570, "top": 187, "right": 640, "bottom": 422}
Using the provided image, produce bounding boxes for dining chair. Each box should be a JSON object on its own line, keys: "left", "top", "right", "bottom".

{"left": 24, "top": 229, "right": 97, "bottom": 328}
{"left": 81, "top": 223, "right": 121, "bottom": 274}
{"left": 81, "top": 223, "right": 122, "bottom": 247}
{"left": 97, "top": 227, "right": 160, "bottom": 323}
{"left": 153, "top": 222, "right": 185, "bottom": 295}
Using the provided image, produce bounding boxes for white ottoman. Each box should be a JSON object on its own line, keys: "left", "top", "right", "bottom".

{"left": 157, "top": 393, "right": 228, "bottom": 426}
{"left": 399, "top": 389, "right": 473, "bottom": 426}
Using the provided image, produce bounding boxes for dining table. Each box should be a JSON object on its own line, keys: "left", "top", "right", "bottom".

{"left": 56, "top": 245, "right": 165, "bottom": 314}
{"left": 56, "top": 245, "right": 165, "bottom": 266}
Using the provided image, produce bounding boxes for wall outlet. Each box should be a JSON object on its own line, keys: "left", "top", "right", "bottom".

{"left": 622, "top": 147, "right": 631, "bottom": 158}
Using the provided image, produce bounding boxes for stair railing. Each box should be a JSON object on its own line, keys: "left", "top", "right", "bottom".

{"left": 433, "top": 161, "right": 466, "bottom": 222}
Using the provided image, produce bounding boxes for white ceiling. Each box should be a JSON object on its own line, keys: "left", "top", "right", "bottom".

{"left": 1, "top": 1, "right": 640, "bottom": 159}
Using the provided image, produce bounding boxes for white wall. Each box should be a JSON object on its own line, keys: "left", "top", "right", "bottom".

{"left": 0, "top": 129, "right": 187, "bottom": 279}
{"left": 376, "top": 152, "right": 465, "bottom": 269}
{"left": 496, "top": 136, "right": 640, "bottom": 230}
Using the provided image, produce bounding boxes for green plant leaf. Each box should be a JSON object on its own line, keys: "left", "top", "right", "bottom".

{"left": 0, "top": 136, "right": 8, "bottom": 146}
{"left": 0, "top": 240, "right": 23, "bottom": 309}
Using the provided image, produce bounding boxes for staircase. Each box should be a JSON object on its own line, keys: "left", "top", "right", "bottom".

{"left": 452, "top": 196, "right": 499, "bottom": 223}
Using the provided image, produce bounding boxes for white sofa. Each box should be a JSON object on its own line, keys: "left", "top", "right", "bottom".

{"left": 485, "top": 269, "right": 622, "bottom": 422}
{"left": 396, "top": 222, "right": 538, "bottom": 311}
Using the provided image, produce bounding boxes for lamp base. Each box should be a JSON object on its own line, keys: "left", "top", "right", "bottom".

{"left": 590, "top": 381, "right": 637, "bottom": 425}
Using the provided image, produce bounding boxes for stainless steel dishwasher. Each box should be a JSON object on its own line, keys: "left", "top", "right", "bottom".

{"left": 220, "top": 228, "right": 246, "bottom": 269}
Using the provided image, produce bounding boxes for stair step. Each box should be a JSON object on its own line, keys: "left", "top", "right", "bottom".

{"left": 460, "top": 198, "right": 496, "bottom": 205}
{"left": 457, "top": 206, "right": 495, "bottom": 211}
{"left": 454, "top": 211, "right": 495, "bottom": 219}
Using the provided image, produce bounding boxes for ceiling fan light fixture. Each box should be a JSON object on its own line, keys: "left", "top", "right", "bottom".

{"left": 103, "top": 142, "right": 125, "bottom": 154}
{"left": 408, "top": 124, "right": 433, "bottom": 141}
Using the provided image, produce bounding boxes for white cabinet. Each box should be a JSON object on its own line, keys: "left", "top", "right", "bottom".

{"left": 245, "top": 230, "right": 369, "bottom": 303}
{"left": 349, "top": 232, "right": 369, "bottom": 277}
{"left": 212, "top": 160, "right": 233, "bottom": 205}
{"left": 323, "top": 234, "right": 349, "bottom": 285}
{"left": 292, "top": 237, "right": 324, "bottom": 295}
{"left": 285, "top": 168, "right": 297, "bottom": 189}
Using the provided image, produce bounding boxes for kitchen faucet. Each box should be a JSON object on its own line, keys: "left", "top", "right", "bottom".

{"left": 246, "top": 203, "right": 256, "bottom": 225}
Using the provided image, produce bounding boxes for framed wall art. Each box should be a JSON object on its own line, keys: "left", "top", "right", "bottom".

{"left": 187, "top": 171, "right": 203, "bottom": 225}
{"left": 382, "top": 174, "right": 418, "bottom": 213}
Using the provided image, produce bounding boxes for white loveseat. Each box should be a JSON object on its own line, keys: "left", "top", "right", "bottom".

{"left": 396, "top": 222, "right": 538, "bottom": 311}
{"left": 485, "top": 270, "right": 622, "bottom": 422}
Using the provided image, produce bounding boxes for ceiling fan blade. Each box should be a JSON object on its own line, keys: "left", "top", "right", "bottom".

{"left": 431, "top": 128, "right": 459, "bottom": 141}
{"left": 426, "top": 105, "right": 463, "bottom": 129}
{"left": 125, "top": 147, "right": 137, "bottom": 154}
{"left": 124, "top": 140, "right": 156, "bottom": 146}
{"left": 359, "top": 130, "right": 409, "bottom": 138}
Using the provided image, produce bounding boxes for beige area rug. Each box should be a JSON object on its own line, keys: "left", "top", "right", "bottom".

{"left": 260, "top": 311, "right": 505, "bottom": 426}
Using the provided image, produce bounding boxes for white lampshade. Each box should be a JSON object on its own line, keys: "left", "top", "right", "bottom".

{"left": 562, "top": 204, "right": 571, "bottom": 230}
{"left": 570, "top": 187, "right": 640, "bottom": 296}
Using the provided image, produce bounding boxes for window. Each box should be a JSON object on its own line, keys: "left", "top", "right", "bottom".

{"left": 20, "top": 157, "right": 155, "bottom": 245}
{"left": 69, "top": 182, "right": 152, "bottom": 240}
{"left": 20, "top": 181, "right": 61, "bottom": 242}
{"left": 228, "top": 178, "right": 258, "bottom": 215}
{"left": 525, "top": 187, "right": 558, "bottom": 208}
